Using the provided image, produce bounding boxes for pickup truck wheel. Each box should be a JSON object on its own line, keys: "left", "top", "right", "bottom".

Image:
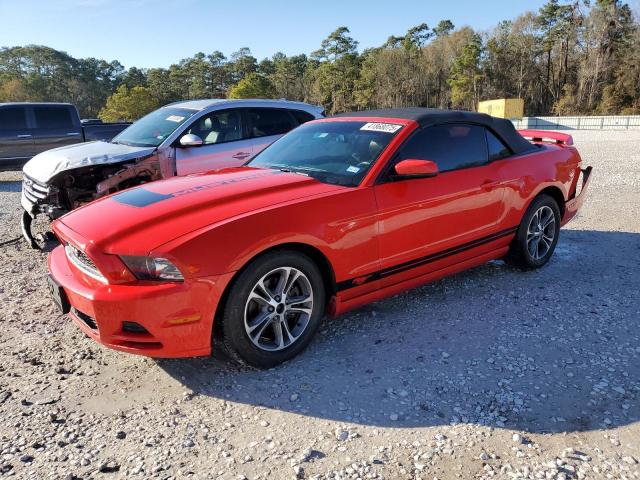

{"left": 507, "top": 194, "right": 561, "bottom": 269}
{"left": 221, "top": 251, "right": 325, "bottom": 369}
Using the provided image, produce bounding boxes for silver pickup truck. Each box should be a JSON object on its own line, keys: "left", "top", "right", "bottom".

{"left": 21, "top": 99, "right": 324, "bottom": 247}
{"left": 0, "top": 102, "right": 129, "bottom": 169}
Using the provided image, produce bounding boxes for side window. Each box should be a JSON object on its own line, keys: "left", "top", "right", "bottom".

{"left": 291, "top": 110, "right": 316, "bottom": 125}
{"left": 33, "top": 107, "right": 74, "bottom": 129}
{"left": 0, "top": 107, "right": 27, "bottom": 130}
{"left": 486, "top": 129, "right": 511, "bottom": 161}
{"left": 186, "top": 110, "right": 242, "bottom": 145}
{"left": 396, "top": 124, "right": 488, "bottom": 173}
{"left": 247, "top": 108, "right": 296, "bottom": 138}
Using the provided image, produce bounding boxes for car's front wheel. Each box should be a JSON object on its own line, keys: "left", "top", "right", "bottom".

{"left": 507, "top": 194, "right": 561, "bottom": 269}
{"left": 221, "top": 250, "right": 325, "bottom": 368}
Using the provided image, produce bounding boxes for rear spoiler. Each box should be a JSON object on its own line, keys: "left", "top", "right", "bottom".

{"left": 518, "top": 130, "right": 574, "bottom": 146}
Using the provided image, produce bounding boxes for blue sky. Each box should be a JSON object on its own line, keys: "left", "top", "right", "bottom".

{"left": 0, "top": 0, "right": 575, "bottom": 68}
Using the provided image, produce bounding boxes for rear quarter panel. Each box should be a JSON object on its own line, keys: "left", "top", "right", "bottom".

{"left": 497, "top": 144, "right": 582, "bottom": 228}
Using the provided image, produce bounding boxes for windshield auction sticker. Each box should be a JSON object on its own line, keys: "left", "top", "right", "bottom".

{"left": 360, "top": 122, "right": 403, "bottom": 133}
{"left": 166, "top": 115, "right": 185, "bottom": 123}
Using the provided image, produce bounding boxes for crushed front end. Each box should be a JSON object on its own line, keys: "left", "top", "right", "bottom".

{"left": 21, "top": 157, "right": 162, "bottom": 248}
{"left": 21, "top": 174, "right": 63, "bottom": 248}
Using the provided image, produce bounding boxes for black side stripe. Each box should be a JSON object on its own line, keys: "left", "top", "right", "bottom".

{"left": 336, "top": 226, "right": 518, "bottom": 292}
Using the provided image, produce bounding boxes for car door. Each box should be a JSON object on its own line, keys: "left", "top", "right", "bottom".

{"left": 0, "top": 106, "right": 34, "bottom": 162}
{"left": 373, "top": 123, "right": 506, "bottom": 287}
{"left": 175, "top": 109, "right": 250, "bottom": 176}
{"left": 31, "top": 105, "right": 83, "bottom": 154}
{"left": 243, "top": 108, "right": 299, "bottom": 157}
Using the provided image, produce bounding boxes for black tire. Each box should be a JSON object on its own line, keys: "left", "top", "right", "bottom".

{"left": 507, "top": 194, "right": 561, "bottom": 269}
{"left": 220, "top": 250, "right": 325, "bottom": 368}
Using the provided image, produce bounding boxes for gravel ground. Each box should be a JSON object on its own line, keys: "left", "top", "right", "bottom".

{"left": 0, "top": 130, "right": 638, "bottom": 480}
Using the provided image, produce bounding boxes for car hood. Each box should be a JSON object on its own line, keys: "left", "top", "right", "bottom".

{"left": 57, "top": 167, "right": 344, "bottom": 254}
{"left": 22, "top": 141, "right": 156, "bottom": 183}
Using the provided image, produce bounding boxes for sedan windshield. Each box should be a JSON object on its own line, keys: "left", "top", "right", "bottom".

{"left": 248, "top": 121, "right": 403, "bottom": 186}
{"left": 112, "top": 107, "right": 197, "bottom": 147}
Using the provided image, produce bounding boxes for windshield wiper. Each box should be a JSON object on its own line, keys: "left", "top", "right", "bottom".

{"left": 266, "top": 164, "right": 309, "bottom": 176}
{"left": 280, "top": 168, "right": 310, "bottom": 176}
{"left": 111, "top": 139, "right": 155, "bottom": 147}
{"left": 265, "top": 164, "right": 338, "bottom": 184}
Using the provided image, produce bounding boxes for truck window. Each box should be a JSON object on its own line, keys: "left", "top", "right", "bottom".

{"left": 34, "top": 107, "right": 74, "bottom": 129}
{"left": 0, "top": 107, "right": 27, "bottom": 130}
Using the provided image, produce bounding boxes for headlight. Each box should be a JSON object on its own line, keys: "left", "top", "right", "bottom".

{"left": 119, "top": 256, "right": 184, "bottom": 282}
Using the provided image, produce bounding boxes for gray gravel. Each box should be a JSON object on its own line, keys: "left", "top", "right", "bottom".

{"left": 0, "top": 130, "right": 639, "bottom": 479}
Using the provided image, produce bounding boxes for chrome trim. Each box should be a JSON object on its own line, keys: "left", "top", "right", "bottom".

{"left": 64, "top": 244, "right": 107, "bottom": 283}
{"left": 22, "top": 189, "right": 39, "bottom": 203}
{"left": 22, "top": 174, "right": 49, "bottom": 201}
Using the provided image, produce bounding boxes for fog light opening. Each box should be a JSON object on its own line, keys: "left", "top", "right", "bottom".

{"left": 122, "top": 321, "right": 150, "bottom": 334}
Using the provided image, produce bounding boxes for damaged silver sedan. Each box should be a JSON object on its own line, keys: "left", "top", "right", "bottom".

{"left": 21, "top": 98, "right": 323, "bottom": 247}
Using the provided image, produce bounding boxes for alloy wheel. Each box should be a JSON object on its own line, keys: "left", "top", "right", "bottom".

{"left": 526, "top": 205, "right": 556, "bottom": 260}
{"left": 244, "top": 267, "right": 314, "bottom": 351}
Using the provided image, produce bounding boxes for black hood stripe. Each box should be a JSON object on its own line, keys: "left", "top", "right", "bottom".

{"left": 113, "top": 188, "right": 173, "bottom": 207}
{"left": 112, "top": 171, "right": 282, "bottom": 208}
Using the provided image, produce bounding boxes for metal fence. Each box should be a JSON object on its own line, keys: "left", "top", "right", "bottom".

{"left": 511, "top": 115, "right": 640, "bottom": 130}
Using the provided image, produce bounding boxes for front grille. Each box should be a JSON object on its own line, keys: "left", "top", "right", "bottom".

{"left": 65, "top": 244, "right": 106, "bottom": 282}
{"left": 72, "top": 308, "right": 98, "bottom": 330}
{"left": 22, "top": 174, "right": 49, "bottom": 204}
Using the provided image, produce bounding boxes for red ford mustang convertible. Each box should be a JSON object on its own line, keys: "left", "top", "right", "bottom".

{"left": 47, "top": 109, "right": 591, "bottom": 368}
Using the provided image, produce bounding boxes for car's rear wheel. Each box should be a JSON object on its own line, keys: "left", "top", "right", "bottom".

{"left": 220, "top": 250, "right": 325, "bottom": 368}
{"left": 507, "top": 194, "right": 561, "bottom": 269}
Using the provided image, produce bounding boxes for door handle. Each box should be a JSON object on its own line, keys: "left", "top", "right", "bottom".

{"left": 16, "top": 134, "right": 32, "bottom": 138}
{"left": 66, "top": 132, "right": 81, "bottom": 136}
{"left": 232, "top": 152, "right": 251, "bottom": 159}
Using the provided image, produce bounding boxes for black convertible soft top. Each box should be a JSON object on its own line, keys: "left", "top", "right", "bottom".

{"left": 336, "top": 108, "right": 536, "bottom": 155}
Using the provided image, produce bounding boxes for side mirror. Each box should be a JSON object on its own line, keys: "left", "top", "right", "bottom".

{"left": 179, "top": 133, "right": 203, "bottom": 147}
{"left": 391, "top": 159, "right": 439, "bottom": 180}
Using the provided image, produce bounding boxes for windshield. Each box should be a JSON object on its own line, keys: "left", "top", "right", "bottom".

{"left": 248, "top": 121, "right": 403, "bottom": 186}
{"left": 112, "top": 107, "right": 197, "bottom": 147}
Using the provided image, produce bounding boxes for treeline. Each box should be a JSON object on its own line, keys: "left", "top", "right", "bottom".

{"left": 1, "top": 0, "right": 638, "bottom": 121}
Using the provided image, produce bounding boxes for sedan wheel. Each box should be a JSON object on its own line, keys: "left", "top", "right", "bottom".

{"left": 507, "top": 194, "right": 561, "bottom": 269}
{"left": 220, "top": 251, "right": 325, "bottom": 368}
{"left": 244, "top": 267, "right": 314, "bottom": 352}
{"left": 526, "top": 205, "right": 556, "bottom": 260}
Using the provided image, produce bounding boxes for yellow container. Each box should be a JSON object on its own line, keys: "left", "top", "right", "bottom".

{"left": 477, "top": 98, "right": 524, "bottom": 119}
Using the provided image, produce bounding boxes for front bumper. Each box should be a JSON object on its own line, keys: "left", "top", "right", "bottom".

{"left": 21, "top": 174, "right": 49, "bottom": 214}
{"left": 21, "top": 174, "right": 55, "bottom": 248}
{"left": 48, "top": 245, "right": 233, "bottom": 358}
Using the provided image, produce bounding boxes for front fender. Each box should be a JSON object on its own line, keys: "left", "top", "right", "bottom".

{"left": 152, "top": 187, "right": 380, "bottom": 286}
